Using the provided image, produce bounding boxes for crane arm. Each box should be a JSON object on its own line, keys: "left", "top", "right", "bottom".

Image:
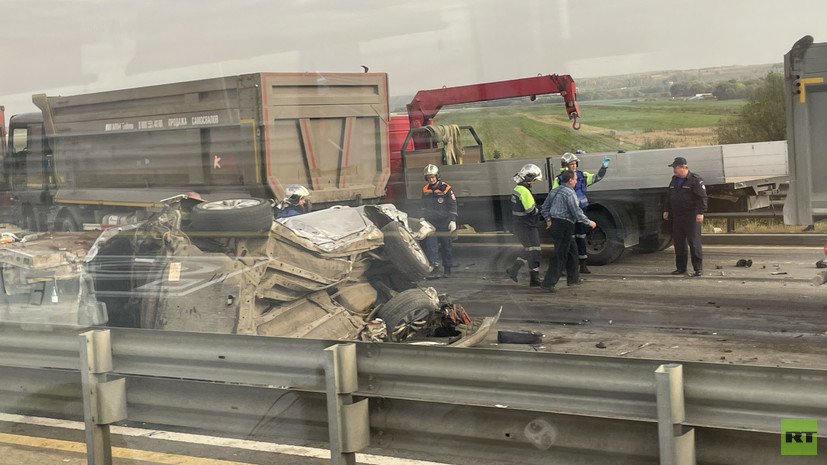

{"left": 406, "top": 74, "right": 581, "bottom": 130}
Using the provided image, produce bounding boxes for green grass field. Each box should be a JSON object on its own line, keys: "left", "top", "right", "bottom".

{"left": 433, "top": 98, "right": 746, "bottom": 159}
{"left": 576, "top": 99, "right": 744, "bottom": 130}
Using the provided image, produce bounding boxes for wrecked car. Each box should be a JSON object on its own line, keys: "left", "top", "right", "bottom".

{"left": 0, "top": 196, "right": 495, "bottom": 346}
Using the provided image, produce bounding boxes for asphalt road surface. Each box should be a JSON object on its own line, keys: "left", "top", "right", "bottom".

{"left": 429, "top": 240, "right": 827, "bottom": 368}
{"left": 2, "top": 240, "right": 825, "bottom": 465}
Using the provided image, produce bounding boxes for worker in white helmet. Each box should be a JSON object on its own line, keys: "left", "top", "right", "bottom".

{"left": 275, "top": 184, "right": 312, "bottom": 218}
{"left": 505, "top": 164, "right": 544, "bottom": 287}
{"left": 421, "top": 164, "right": 458, "bottom": 278}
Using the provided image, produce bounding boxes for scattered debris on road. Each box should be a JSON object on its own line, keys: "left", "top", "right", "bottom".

{"left": 497, "top": 329, "right": 544, "bottom": 344}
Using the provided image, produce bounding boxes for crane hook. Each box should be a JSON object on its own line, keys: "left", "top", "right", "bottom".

{"left": 572, "top": 117, "right": 581, "bottom": 130}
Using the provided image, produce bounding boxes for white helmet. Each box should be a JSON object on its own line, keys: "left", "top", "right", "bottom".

{"left": 284, "top": 184, "right": 310, "bottom": 205}
{"left": 561, "top": 152, "right": 580, "bottom": 168}
{"left": 513, "top": 164, "right": 543, "bottom": 184}
{"left": 423, "top": 164, "right": 439, "bottom": 181}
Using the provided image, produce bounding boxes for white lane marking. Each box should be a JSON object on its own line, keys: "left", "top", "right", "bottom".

{"left": 0, "top": 412, "right": 451, "bottom": 465}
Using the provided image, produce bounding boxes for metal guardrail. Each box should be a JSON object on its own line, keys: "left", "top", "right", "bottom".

{"left": 457, "top": 231, "right": 827, "bottom": 247}
{"left": 0, "top": 324, "right": 825, "bottom": 464}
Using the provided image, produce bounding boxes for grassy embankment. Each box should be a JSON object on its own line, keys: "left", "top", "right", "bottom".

{"left": 433, "top": 97, "right": 745, "bottom": 158}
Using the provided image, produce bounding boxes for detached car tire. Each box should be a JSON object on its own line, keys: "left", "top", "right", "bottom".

{"left": 376, "top": 288, "right": 437, "bottom": 342}
{"left": 380, "top": 221, "right": 431, "bottom": 280}
{"left": 189, "top": 198, "right": 273, "bottom": 232}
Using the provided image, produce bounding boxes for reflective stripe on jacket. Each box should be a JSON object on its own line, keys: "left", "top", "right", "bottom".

{"left": 511, "top": 184, "right": 539, "bottom": 227}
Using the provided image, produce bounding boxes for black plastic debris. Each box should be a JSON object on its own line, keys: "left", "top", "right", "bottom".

{"left": 497, "top": 330, "right": 544, "bottom": 344}
{"left": 816, "top": 258, "right": 827, "bottom": 269}
{"left": 735, "top": 259, "right": 753, "bottom": 267}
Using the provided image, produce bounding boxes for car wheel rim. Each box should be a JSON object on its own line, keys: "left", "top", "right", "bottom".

{"left": 201, "top": 199, "right": 262, "bottom": 210}
{"left": 391, "top": 309, "right": 431, "bottom": 341}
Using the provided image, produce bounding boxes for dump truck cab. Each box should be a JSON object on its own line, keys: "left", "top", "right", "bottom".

{"left": 5, "top": 111, "right": 54, "bottom": 230}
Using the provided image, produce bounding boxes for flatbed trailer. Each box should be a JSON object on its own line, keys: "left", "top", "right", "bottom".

{"left": 399, "top": 137, "right": 788, "bottom": 264}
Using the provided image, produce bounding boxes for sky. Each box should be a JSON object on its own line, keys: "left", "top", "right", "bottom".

{"left": 2, "top": 0, "right": 827, "bottom": 114}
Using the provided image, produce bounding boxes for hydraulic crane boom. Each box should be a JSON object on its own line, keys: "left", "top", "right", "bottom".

{"left": 406, "top": 74, "right": 581, "bottom": 131}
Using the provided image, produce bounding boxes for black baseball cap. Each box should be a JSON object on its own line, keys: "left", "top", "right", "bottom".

{"left": 668, "top": 156, "right": 688, "bottom": 167}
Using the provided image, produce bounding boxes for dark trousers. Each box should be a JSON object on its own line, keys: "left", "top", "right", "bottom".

{"left": 542, "top": 220, "right": 578, "bottom": 287}
{"left": 672, "top": 214, "right": 703, "bottom": 272}
{"left": 423, "top": 218, "right": 453, "bottom": 267}
{"left": 513, "top": 222, "right": 541, "bottom": 270}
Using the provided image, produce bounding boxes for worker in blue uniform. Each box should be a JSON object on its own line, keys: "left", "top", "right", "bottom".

{"left": 421, "top": 164, "right": 458, "bottom": 278}
{"left": 552, "top": 150, "right": 610, "bottom": 274}
{"left": 505, "top": 164, "right": 544, "bottom": 287}
{"left": 539, "top": 169, "right": 596, "bottom": 293}
{"left": 275, "top": 184, "right": 312, "bottom": 218}
{"left": 663, "top": 156, "right": 707, "bottom": 277}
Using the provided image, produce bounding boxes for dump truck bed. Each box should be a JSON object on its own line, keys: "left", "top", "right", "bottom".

{"left": 35, "top": 72, "right": 391, "bottom": 207}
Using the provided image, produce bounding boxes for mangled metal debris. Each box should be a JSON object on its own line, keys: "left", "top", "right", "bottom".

{"left": 0, "top": 197, "right": 495, "bottom": 346}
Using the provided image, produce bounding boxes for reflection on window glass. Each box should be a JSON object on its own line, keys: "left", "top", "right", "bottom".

{"left": 11, "top": 128, "right": 27, "bottom": 153}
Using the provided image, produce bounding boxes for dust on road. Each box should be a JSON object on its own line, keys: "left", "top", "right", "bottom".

{"left": 433, "top": 243, "right": 827, "bottom": 368}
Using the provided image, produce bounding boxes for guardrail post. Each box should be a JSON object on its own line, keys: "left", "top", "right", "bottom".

{"left": 655, "top": 363, "right": 695, "bottom": 465}
{"left": 324, "top": 343, "right": 369, "bottom": 465}
{"left": 79, "top": 330, "right": 127, "bottom": 465}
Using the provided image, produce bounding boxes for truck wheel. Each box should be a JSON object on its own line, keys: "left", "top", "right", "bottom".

{"left": 585, "top": 209, "right": 624, "bottom": 265}
{"left": 376, "top": 288, "right": 437, "bottom": 342}
{"left": 189, "top": 198, "right": 273, "bottom": 232}
{"left": 635, "top": 233, "right": 673, "bottom": 253}
{"left": 380, "top": 221, "right": 431, "bottom": 280}
{"left": 55, "top": 213, "right": 80, "bottom": 232}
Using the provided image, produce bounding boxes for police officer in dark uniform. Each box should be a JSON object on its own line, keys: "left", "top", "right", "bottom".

{"left": 421, "top": 164, "right": 458, "bottom": 278}
{"left": 663, "top": 156, "right": 708, "bottom": 277}
{"left": 505, "top": 164, "right": 543, "bottom": 286}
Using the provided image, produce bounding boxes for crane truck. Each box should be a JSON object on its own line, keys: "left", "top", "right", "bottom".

{"left": 390, "top": 75, "right": 788, "bottom": 265}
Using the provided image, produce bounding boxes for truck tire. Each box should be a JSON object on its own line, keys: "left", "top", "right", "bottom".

{"left": 55, "top": 212, "right": 80, "bottom": 232}
{"left": 189, "top": 198, "right": 273, "bottom": 233}
{"left": 380, "top": 221, "right": 431, "bottom": 280}
{"left": 375, "top": 288, "right": 437, "bottom": 342}
{"left": 585, "top": 209, "right": 625, "bottom": 265}
{"left": 635, "top": 232, "right": 673, "bottom": 253}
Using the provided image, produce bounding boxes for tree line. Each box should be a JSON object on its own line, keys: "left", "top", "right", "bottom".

{"left": 715, "top": 72, "right": 785, "bottom": 144}
{"left": 670, "top": 77, "right": 772, "bottom": 100}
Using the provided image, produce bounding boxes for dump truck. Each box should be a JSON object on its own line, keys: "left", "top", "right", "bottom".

{"left": 783, "top": 35, "right": 827, "bottom": 226}
{"left": 4, "top": 72, "right": 392, "bottom": 232}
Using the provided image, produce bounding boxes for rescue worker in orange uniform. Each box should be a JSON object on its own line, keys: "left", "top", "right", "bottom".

{"left": 421, "top": 164, "right": 458, "bottom": 278}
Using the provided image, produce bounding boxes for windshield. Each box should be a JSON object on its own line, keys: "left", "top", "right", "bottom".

{"left": 0, "top": 2, "right": 825, "bottom": 464}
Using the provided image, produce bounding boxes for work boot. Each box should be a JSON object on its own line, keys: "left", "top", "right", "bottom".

{"left": 427, "top": 263, "right": 441, "bottom": 280}
{"left": 442, "top": 266, "right": 452, "bottom": 278}
{"left": 529, "top": 270, "right": 541, "bottom": 287}
{"left": 579, "top": 259, "right": 591, "bottom": 274}
{"left": 505, "top": 260, "right": 524, "bottom": 282}
{"left": 540, "top": 282, "right": 557, "bottom": 293}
